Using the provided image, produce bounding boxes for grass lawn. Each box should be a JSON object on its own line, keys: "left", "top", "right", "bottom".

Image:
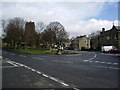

{"left": 15, "top": 49, "right": 76, "bottom": 55}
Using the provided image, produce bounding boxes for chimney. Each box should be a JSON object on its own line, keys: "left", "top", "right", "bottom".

{"left": 102, "top": 28, "right": 105, "bottom": 32}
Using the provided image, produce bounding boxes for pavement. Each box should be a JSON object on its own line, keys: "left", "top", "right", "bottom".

{"left": 1, "top": 49, "right": 120, "bottom": 89}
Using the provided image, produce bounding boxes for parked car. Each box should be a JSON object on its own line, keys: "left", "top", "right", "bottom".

{"left": 101, "top": 46, "right": 116, "bottom": 53}
{"left": 107, "top": 48, "right": 120, "bottom": 53}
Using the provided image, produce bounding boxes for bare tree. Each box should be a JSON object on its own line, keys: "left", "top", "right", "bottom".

{"left": 89, "top": 30, "right": 101, "bottom": 39}
{"left": 36, "top": 22, "right": 46, "bottom": 33}
{"left": 41, "top": 21, "right": 69, "bottom": 48}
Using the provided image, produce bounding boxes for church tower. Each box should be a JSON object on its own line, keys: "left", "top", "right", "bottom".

{"left": 24, "top": 21, "right": 36, "bottom": 47}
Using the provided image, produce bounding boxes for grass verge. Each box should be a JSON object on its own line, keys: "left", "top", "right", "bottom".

{"left": 15, "top": 49, "right": 76, "bottom": 55}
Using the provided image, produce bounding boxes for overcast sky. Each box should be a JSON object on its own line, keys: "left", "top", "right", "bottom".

{"left": 1, "top": 0, "right": 119, "bottom": 38}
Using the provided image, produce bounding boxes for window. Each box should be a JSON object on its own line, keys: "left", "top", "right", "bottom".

{"left": 107, "top": 36, "right": 110, "bottom": 40}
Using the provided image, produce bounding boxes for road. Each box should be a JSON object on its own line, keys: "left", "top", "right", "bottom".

{"left": 1, "top": 50, "right": 120, "bottom": 89}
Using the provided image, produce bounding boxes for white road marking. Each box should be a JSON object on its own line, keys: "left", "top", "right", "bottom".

{"left": 113, "top": 63, "right": 118, "bottom": 65}
{"left": 107, "top": 62, "right": 112, "bottom": 64}
{"left": 101, "top": 62, "right": 105, "bottom": 63}
{"left": 31, "top": 69, "right": 35, "bottom": 72}
{"left": 96, "top": 65, "right": 120, "bottom": 70}
{"left": 84, "top": 54, "right": 97, "bottom": 61}
{"left": 96, "top": 61, "right": 118, "bottom": 65}
{"left": 97, "top": 66, "right": 107, "bottom": 69}
{"left": 1, "top": 66, "right": 20, "bottom": 68}
{"left": 95, "top": 61, "right": 99, "bottom": 63}
{"left": 53, "top": 60, "right": 73, "bottom": 64}
{"left": 59, "top": 82, "right": 69, "bottom": 87}
{"left": 73, "top": 87, "right": 80, "bottom": 90}
{"left": 42, "top": 74, "right": 48, "bottom": 77}
{"left": 36, "top": 71, "right": 41, "bottom": 74}
{"left": 10, "top": 53, "right": 15, "bottom": 55}
{"left": 109, "top": 67, "right": 120, "bottom": 70}
{"left": 19, "top": 55, "right": 26, "bottom": 57}
{"left": 6, "top": 61, "right": 17, "bottom": 67}
{"left": 84, "top": 60, "right": 88, "bottom": 62}
{"left": 32, "top": 57, "right": 44, "bottom": 60}
{"left": 5, "top": 59, "right": 72, "bottom": 88}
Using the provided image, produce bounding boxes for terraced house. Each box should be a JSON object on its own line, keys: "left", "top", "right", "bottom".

{"left": 91, "top": 25, "right": 120, "bottom": 50}
{"left": 70, "top": 35, "right": 90, "bottom": 50}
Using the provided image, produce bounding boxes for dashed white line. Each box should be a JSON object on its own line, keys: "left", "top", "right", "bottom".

{"left": 32, "top": 57, "right": 44, "bottom": 60}
{"left": 97, "top": 66, "right": 107, "bottom": 69}
{"left": 90, "top": 61, "right": 93, "bottom": 62}
{"left": 113, "top": 63, "right": 118, "bottom": 65}
{"left": 101, "top": 62, "right": 105, "bottom": 63}
{"left": 84, "top": 60, "right": 88, "bottom": 62}
{"left": 96, "top": 65, "right": 120, "bottom": 70}
{"left": 95, "top": 61, "right": 99, "bottom": 63}
{"left": 31, "top": 69, "right": 35, "bottom": 72}
{"left": 107, "top": 62, "right": 112, "bottom": 64}
{"left": 53, "top": 60, "right": 73, "bottom": 64}
{"left": 84, "top": 60, "right": 118, "bottom": 66}
{"left": 5, "top": 59, "right": 71, "bottom": 88}
{"left": 1, "top": 66, "right": 20, "bottom": 68}
{"left": 19, "top": 55, "right": 26, "bottom": 57}
{"left": 6, "top": 61, "right": 17, "bottom": 67}
{"left": 10, "top": 53, "right": 15, "bottom": 55}
{"left": 109, "top": 67, "right": 120, "bottom": 70}
{"left": 36, "top": 71, "right": 41, "bottom": 74}
{"left": 42, "top": 74, "right": 49, "bottom": 78}
{"left": 59, "top": 82, "right": 69, "bottom": 87}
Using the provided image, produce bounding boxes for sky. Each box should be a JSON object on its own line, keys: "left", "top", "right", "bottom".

{"left": 0, "top": 0, "right": 119, "bottom": 38}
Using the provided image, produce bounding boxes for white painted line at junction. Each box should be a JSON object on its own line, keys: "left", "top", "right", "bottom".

{"left": 36, "top": 71, "right": 41, "bottom": 74}
{"left": 84, "top": 60, "right": 88, "bottom": 62}
{"left": 73, "top": 87, "right": 80, "bottom": 90}
{"left": 32, "top": 57, "right": 44, "bottom": 60}
{"left": 95, "top": 61, "right": 99, "bottom": 63}
{"left": 43, "top": 74, "right": 49, "bottom": 77}
{"left": 1, "top": 66, "right": 20, "bottom": 68}
{"left": 113, "top": 63, "right": 118, "bottom": 65}
{"left": 96, "top": 65, "right": 120, "bottom": 70}
{"left": 97, "top": 66, "right": 107, "bottom": 69}
{"left": 5, "top": 59, "right": 80, "bottom": 89}
{"left": 19, "top": 55, "right": 26, "bottom": 57}
{"left": 10, "top": 53, "right": 15, "bottom": 55}
{"left": 5, "top": 59, "right": 70, "bottom": 87}
{"left": 101, "top": 62, "right": 106, "bottom": 63}
{"left": 107, "top": 62, "right": 112, "bottom": 64}
{"left": 6, "top": 61, "right": 17, "bottom": 67}
{"left": 109, "top": 67, "right": 120, "bottom": 70}
{"left": 84, "top": 54, "right": 97, "bottom": 61}
{"left": 53, "top": 60, "right": 73, "bottom": 64}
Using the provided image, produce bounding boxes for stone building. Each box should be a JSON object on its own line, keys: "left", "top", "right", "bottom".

{"left": 71, "top": 35, "right": 90, "bottom": 50}
{"left": 91, "top": 25, "right": 120, "bottom": 50}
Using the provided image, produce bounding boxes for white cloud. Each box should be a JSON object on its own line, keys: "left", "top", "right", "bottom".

{"left": 67, "top": 19, "right": 119, "bottom": 37}
{"left": 1, "top": 2, "right": 118, "bottom": 38}
{"left": 1, "top": 0, "right": 119, "bottom": 2}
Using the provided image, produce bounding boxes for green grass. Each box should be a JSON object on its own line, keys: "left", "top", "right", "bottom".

{"left": 15, "top": 49, "right": 77, "bottom": 55}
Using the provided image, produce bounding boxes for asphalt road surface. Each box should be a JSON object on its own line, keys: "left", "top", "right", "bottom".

{"left": 1, "top": 49, "right": 120, "bottom": 89}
